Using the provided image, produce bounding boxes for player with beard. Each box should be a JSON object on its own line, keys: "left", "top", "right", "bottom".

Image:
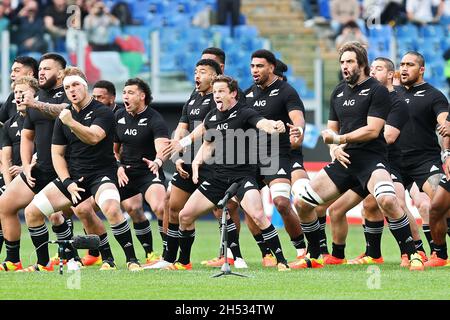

{"left": 173, "top": 75, "right": 290, "bottom": 271}
{"left": 0, "top": 53, "right": 83, "bottom": 272}
{"left": 244, "top": 49, "right": 307, "bottom": 266}
{"left": 20, "top": 67, "right": 142, "bottom": 272}
{"left": 320, "top": 57, "right": 426, "bottom": 265}
{"left": 396, "top": 51, "right": 450, "bottom": 257}
{"left": 114, "top": 78, "right": 169, "bottom": 265}
{"left": 291, "top": 42, "right": 424, "bottom": 271}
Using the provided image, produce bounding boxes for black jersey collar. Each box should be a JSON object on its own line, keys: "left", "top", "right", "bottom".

{"left": 257, "top": 77, "right": 278, "bottom": 90}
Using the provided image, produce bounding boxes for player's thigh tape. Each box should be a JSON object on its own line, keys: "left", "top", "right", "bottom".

{"left": 374, "top": 181, "right": 396, "bottom": 200}
{"left": 31, "top": 192, "right": 55, "bottom": 217}
{"left": 97, "top": 188, "right": 121, "bottom": 208}
{"left": 299, "top": 183, "right": 324, "bottom": 207}
{"left": 269, "top": 182, "right": 291, "bottom": 199}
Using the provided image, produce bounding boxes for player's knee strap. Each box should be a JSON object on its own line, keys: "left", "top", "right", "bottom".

{"left": 31, "top": 192, "right": 55, "bottom": 217}
{"left": 374, "top": 181, "right": 396, "bottom": 200}
{"left": 291, "top": 178, "right": 310, "bottom": 198}
{"left": 97, "top": 188, "right": 121, "bottom": 208}
{"left": 299, "top": 183, "right": 324, "bottom": 207}
{"left": 269, "top": 183, "right": 291, "bottom": 199}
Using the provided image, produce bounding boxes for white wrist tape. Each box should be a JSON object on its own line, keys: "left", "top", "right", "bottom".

{"left": 297, "top": 126, "right": 304, "bottom": 136}
{"left": 179, "top": 136, "right": 192, "bottom": 148}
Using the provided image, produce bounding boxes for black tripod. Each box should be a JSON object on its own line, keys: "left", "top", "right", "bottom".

{"left": 212, "top": 183, "right": 248, "bottom": 278}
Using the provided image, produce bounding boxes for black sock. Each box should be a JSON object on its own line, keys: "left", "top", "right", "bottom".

{"left": 52, "top": 220, "right": 77, "bottom": 260}
{"left": 134, "top": 219, "right": 153, "bottom": 255}
{"left": 226, "top": 219, "right": 242, "bottom": 259}
{"left": 362, "top": 224, "right": 369, "bottom": 255}
{"left": 318, "top": 216, "right": 329, "bottom": 254}
{"left": 300, "top": 219, "right": 322, "bottom": 259}
{"left": 253, "top": 233, "right": 271, "bottom": 258}
{"left": 434, "top": 243, "right": 448, "bottom": 260}
{"left": 0, "top": 222, "right": 4, "bottom": 253}
{"left": 447, "top": 218, "right": 450, "bottom": 237}
{"left": 365, "top": 219, "right": 384, "bottom": 258}
{"left": 165, "top": 223, "right": 179, "bottom": 263}
{"left": 332, "top": 242, "right": 346, "bottom": 259}
{"left": 111, "top": 220, "right": 137, "bottom": 262}
{"left": 387, "top": 214, "right": 415, "bottom": 258}
{"left": 4, "top": 239, "right": 20, "bottom": 263}
{"left": 422, "top": 224, "right": 434, "bottom": 253}
{"left": 261, "top": 224, "right": 286, "bottom": 264}
{"left": 291, "top": 233, "right": 306, "bottom": 249}
{"left": 157, "top": 219, "right": 167, "bottom": 255}
{"left": 98, "top": 233, "right": 114, "bottom": 262}
{"left": 414, "top": 240, "right": 425, "bottom": 253}
{"left": 29, "top": 224, "right": 50, "bottom": 266}
{"left": 178, "top": 229, "right": 195, "bottom": 265}
{"left": 83, "top": 229, "right": 100, "bottom": 257}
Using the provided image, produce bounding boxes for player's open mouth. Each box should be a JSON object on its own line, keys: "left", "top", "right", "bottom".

{"left": 124, "top": 101, "right": 129, "bottom": 107}
{"left": 253, "top": 75, "right": 260, "bottom": 81}
{"left": 343, "top": 70, "right": 349, "bottom": 77}
{"left": 195, "top": 80, "right": 200, "bottom": 88}
{"left": 215, "top": 101, "right": 223, "bottom": 109}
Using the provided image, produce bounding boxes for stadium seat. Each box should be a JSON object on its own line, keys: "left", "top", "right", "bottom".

{"left": 395, "top": 24, "right": 419, "bottom": 39}
{"left": 233, "top": 25, "right": 259, "bottom": 39}
{"left": 421, "top": 25, "right": 445, "bottom": 38}
{"left": 208, "top": 24, "right": 232, "bottom": 39}
{"left": 368, "top": 25, "right": 393, "bottom": 39}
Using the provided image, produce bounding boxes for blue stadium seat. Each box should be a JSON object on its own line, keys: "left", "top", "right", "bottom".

{"left": 368, "top": 25, "right": 392, "bottom": 39}
{"left": 233, "top": 25, "right": 259, "bottom": 39}
{"left": 395, "top": 24, "right": 419, "bottom": 39}
{"left": 421, "top": 25, "right": 445, "bottom": 38}
{"left": 208, "top": 24, "right": 232, "bottom": 39}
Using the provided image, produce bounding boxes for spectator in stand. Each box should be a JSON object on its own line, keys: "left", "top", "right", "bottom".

{"left": 335, "top": 21, "right": 369, "bottom": 51}
{"left": 217, "top": 0, "right": 241, "bottom": 36}
{"left": 406, "top": 0, "right": 443, "bottom": 25}
{"left": 9, "top": 0, "right": 48, "bottom": 54}
{"left": 83, "top": 0, "right": 120, "bottom": 51}
{"left": 437, "top": 0, "right": 450, "bottom": 24}
{"left": 363, "top": 0, "right": 407, "bottom": 26}
{"left": 330, "top": 0, "right": 363, "bottom": 35}
{"left": 44, "top": 0, "right": 70, "bottom": 51}
{"left": 0, "top": 3, "right": 10, "bottom": 31}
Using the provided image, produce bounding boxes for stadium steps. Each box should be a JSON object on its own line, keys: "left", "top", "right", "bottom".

{"left": 242, "top": 0, "right": 317, "bottom": 92}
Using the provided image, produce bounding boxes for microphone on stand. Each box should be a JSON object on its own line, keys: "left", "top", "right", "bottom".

{"left": 217, "top": 182, "right": 239, "bottom": 209}
{"left": 49, "top": 234, "right": 100, "bottom": 250}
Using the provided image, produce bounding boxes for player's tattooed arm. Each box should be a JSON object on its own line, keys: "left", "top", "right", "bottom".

{"left": 33, "top": 101, "right": 69, "bottom": 119}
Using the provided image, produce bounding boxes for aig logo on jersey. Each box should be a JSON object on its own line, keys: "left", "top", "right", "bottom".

{"left": 216, "top": 123, "right": 228, "bottom": 130}
{"left": 125, "top": 128, "right": 137, "bottom": 136}
{"left": 343, "top": 99, "right": 355, "bottom": 107}
{"left": 253, "top": 100, "right": 266, "bottom": 107}
{"left": 190, "top": 108, "right": 200, "bottom": 115}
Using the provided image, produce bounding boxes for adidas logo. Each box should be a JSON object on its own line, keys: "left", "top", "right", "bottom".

{"left": 246, "top": 91, "right": 254, "bottom": 98}
{"left": 405, "top": 236, "right": 413, "bottom": 243}
{"left": 430, "top": 165, "right": 439, "bottom": 172}
{"left": 391, "top": 174, "right": 397, "bottom": 180}
{"left": 276, "top": 168, "right": 287, "bottom": 175}
{"left": 118, "top": 117, "right": 126, "bottom": 124}
{"left": 275, "top": 248, "right": 282, "bottom": 254}
{"left": 244, "top": 181, "right": 254, "bottom": 188}
{"left": 210, "top": 115, "right": 216, "bottom": 121}
{"left": 202, "top": 181, "right": 211, "bottom": 186}
{"left": 101, "top": 176, "right": 110, "bottom": 181}
{"left": 293, "top": 162, "right": 302, "bottom": 168}
{"left": 152, "top": 177, "right": 161, "bottom": 182}
{"left": 124, "top": 242, "right": 132, "bottom": 248}
{"left": 11, "top": 121, "right": 18, "bottom": 128}
{"left": 229, "top": 242, "right": 237, "bottom": 248}
{"left": 376, "top": 163, "right": 385, "bottom": 168}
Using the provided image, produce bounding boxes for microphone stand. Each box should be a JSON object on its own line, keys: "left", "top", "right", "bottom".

{"left": 212, "top": 197, "right": 248, "bottom": 278}
{"left": 58, "top": 243, "right": 65, "bottom": 275}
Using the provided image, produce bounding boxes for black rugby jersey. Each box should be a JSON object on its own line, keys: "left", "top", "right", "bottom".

{"left": 52, "top": 99, "right": 115, "bottom": 176}
{"left": 397, "top": 83, "right": 448, "bottom": 160}
{"left": 23, "top": 85, "right": 69, "bottom": 172}
{"left": 203, "top": 102, "right": 263, "bottom": 175}
{"left": 245, "top": 79, "right": 305, "bottom": 154}
{"left": 114, "top": 106, "right": 169, "bottom": 171}
{"left": 329, "top": 77, "right": 390, "bottom": 155}
{"left": 386, "top": 89, "right": 409, "bottom": 164}
{"left": 2, "top": 113, "right": 25, "bottom": 166}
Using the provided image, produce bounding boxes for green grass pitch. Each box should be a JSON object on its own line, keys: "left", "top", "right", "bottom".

{"left": 0, "top": 219, "right": 448, "bottom": 300}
